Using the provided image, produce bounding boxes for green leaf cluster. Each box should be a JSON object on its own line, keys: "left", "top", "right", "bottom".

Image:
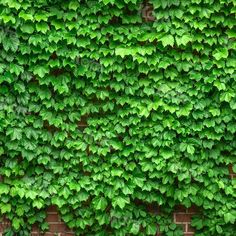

{"left": 0, "top": 0, "right": 235, "bottom": 235}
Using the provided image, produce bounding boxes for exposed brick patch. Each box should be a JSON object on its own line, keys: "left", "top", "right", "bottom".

{"left": 0, "top": 217, "right": 11, "bottom": 233}
{"left": 0, "top": 206, "right": 198, "bottom": 236}
{"left": 141, "top": 3, "right": 156, "bottom": 22}
{"left": 0, "top": 208, "right": 75, "bottom": 236}
{"left": 174, "top": 205, "right": 187, "bottom": 213}
{"left": 78, "top": 115, "right": 88, "bottom": 131}
{"left": 174, "top": 205, "right": 198, "bottom": 236}
{"left": 229, "top": 164, "right": 236, "bottom": 178}
{"left": 46, "top": 213, "right": 60, "bottom": 223}
{"left": 49, "top": 222, "right": 67, "bottom": 232}
{"left": 43, "top": 233, "right": 59, "bottom": 236}
{"left": 175, "top": 213, "right": 193, "bottom": 223}
{"left": 187, "top": 205, "right": 199, "bottom": 213}
{"left": 47, "top": 205, "right": 58, "bottom": 212}
{"left": 32, "top": 224, "right": 40, "bottom": 233}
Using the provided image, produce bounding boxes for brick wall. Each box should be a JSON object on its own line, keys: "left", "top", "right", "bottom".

{"left": 31, "top": 206, "right": 74, "bottom": 236}
{"left": 0, "top": 165, "right": 235, "bottom": 235}
{"left": 174, "top": 205, "right": 197, "bottom": 236}
{"left": 0, "top": 206, "right": 75, "bottom": 236}
{"left": 0, "top": 206, "right": 196, "bottom": 236}
{"left": 229, "top": 164, "right": 236, "bottom": 179}
{"left": 0, "top": 218, "right": 10, "bottom": 236}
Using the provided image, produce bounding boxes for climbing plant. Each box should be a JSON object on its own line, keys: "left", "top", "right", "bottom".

{"left": 0, "top": 0, "right": 235, "bottom": 235}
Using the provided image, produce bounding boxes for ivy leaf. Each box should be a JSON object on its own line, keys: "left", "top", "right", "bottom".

{"left": 192, "top": 218, "right": 203, "bottom": 230}
{"left": 111, "top": 168, "right": 123, "bottom": 177}
{"left": 69, "top": 1, "right": 80, "bottom": 10}
{"left": 224, "top": 212, "right": 235, "bottom": 224}
{"left": 4, "top": 229, "right": 14, "bottom": 236}
{"left": 216, "top": 225, "right": 223, "bottom": 234}
{"left": 21, "top": 23, "right": 34, "bottom": 34}
{"left": 19, "top": 11, "right": 34, "bottom": 21}
{"left": 112, "top": 196, "right": 129, "bottom": 209}
{"left": 0, "top": 203, "right": 11, "bottom": 213}
{"left": 212, "top": 48, "right": 228, "bottom": 60}
{"left": 180, "top": 143, "right": 187, "bottom": 152}
{"left": 7, "top": 0, "right": 21, "bottom": 10}
{"left": 146, "top": 223, "right": 157, "bottom": 235}
{"left": 33, "top": 65, "right": 49, "bottom": 78}
{"left": 12, "top": 218, "right": 21, "bottom": 230}
{"left": 16, "top": 206, "right": 24, "bottom": 216}
{"left": 36, "top": 22, "right": 49, "bottom": 34}
{"left": 160, "top": 148, "right": 174, "bottom": 159}
{"left": 25, "top": 190, "right": 37, "bottom": 200}
{"left": 220, "top": 91, "right": 234, "bottom": 102}
{"left": 14, "top": 82, "right": 25, "bottom": 93}
{"left": 0, "top": 184, "right": 10, "bottom": 194}
{"left": 33, "top": 199, "right": 44, "bottom": 209}
{"left": 41, "top": 222, "right": 49, "bottom": 231}
{"left": 6, "top": 128, "right": 22, "bottom": 140}
{"left": 2, "top": 35, "right": 19, "bottom": 52}
{"left": 160, "top": 35, "right": 174, "bottom": 47}
{"left": 130, "top": 222, "right": 140, "bottom": 235}
{"left": 10, "top": 64, "right": 23, "bottom": 76}
{"left": 0, "top": 147, "right": 4, "bottom": 155}
{"left": 102, "top": 0, "right": 115, "bottom": 5}
{"left": 187, "top": 145, "right": 195, "bottom": 154}
{"left": 176, "top": 35, "right": 192, "bottom": 46}
{"left": 93, "top": 197, "right": 108, "bottom": 210}
{"left": 214, "top": 80, "right": 226, "bottom": 91}
{"left": 115, "top": 48, "right": 128, "bottom": 58}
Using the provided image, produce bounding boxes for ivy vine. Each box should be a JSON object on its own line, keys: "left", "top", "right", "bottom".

{"left": 0, "top": 0, "right": 235, "bottom": 235}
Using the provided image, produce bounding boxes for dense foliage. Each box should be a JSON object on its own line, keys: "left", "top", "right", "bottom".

{"left": 0, "top": 0, "right": 235, "bottom": 235}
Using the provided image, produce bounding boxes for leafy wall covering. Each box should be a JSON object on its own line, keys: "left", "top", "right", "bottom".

{"left": 0, "top": 0, "right": 235, "bottom": 235}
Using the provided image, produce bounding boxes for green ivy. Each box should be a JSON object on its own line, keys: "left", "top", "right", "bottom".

{"left": 0, "top": 0, "right": 236, "bottom": 235}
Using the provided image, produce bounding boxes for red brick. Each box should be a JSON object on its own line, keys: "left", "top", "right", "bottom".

{"left": 32, "top": 224, "right": 40, "bottom": 232}
{"left": 146, "top": 204, "right": 159, "bottom": 214}
{"left": 142, "top": 4, "right": 155, "bottom": 22}
{"left": 229, "top": 164, "right": 234, "bottom": 174}
{"left": 187, "top": 205, "right": 198, "bottom": 213}
{"left": 64, "top": 225, "right": 73, "bottom": 232}
{"left": 231, "top": 174, "right": 236, "bottom": 178}
{"left": 1, "top": 217, "right": 11, "bottom": 225}
{"left": 46, "top": 213, "right": 60, "bottom": 222}
{"left": 187, "top": 224, "right": 195, "bottom": 233}
{"left": 47, "top": 205, "right": 58, "bottom": 213}
{"left": 175, "top": 205, "right": 187, "bottom": 213}
{"left": 78, "top": 121, "right": 87, "bottom": 127}
{"left": 49, "top": 223, "right": 66, "bottom": 232}
{"left": 0, "top": 223, "right": 9, "bottom": 232}
{"left": 0, "top": 222, "right": 10, "bottom": 226}
{"left": 175, "top": 213, "right": 192, "bottom": 223}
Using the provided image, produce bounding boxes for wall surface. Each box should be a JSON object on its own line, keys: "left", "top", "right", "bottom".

{"left": 0, "top": 206, "right": 196, "bottom": 236}
{"left": 1, "top": 163, "right": 235, "bottom": 236}
{"left": 0, "top": 0, "right": 236, "bottom": 236}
